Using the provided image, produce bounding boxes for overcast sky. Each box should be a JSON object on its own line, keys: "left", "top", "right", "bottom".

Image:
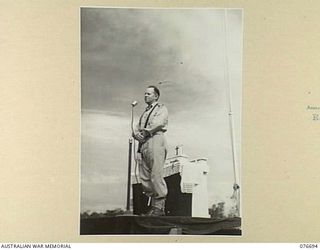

{"left": 80, "top": 8, "right": 242, "bottom": 213}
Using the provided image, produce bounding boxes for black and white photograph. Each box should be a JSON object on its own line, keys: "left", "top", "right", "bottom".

{"left": 80, "top": 7, "right": 242, "bottom": 235}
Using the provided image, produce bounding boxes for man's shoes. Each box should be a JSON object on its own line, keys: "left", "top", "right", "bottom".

{"left": 142, "top": 206, "right": 165, "bottom": 216}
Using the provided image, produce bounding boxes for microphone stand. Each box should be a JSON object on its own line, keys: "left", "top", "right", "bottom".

{"left": 125, "top": 104, "right": 135, "bottom": 213}
{"left": 126, "top": 138, "right": 133, "bottom": 212}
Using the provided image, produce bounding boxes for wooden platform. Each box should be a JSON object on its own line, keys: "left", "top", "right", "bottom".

{"left": 80, "top": 215, "right": 241, "bottom": 235}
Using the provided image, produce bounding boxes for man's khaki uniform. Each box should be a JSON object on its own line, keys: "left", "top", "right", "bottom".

{"left": 134, "top": 102, "right": 168, "bottom": 210}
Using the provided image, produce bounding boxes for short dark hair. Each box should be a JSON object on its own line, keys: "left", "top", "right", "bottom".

{"left": 147, "top": 85, "right": 160, "bottom": 99}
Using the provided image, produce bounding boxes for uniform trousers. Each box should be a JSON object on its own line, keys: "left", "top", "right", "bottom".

{"left": 139, "top": 133, "right": 168, "bottom": 210}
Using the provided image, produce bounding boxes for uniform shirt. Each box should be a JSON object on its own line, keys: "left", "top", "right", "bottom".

{"left": 137, "top": 102, "right": 168, "bottom": 136}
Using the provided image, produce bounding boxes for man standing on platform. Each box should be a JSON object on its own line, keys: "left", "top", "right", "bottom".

{"left": 133, "top": 86, "right": 169, "bottom": 216}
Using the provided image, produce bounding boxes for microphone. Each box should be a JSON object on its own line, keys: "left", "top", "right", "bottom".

{"left": 131, "top": 101, "right": 138, "bottom": 107}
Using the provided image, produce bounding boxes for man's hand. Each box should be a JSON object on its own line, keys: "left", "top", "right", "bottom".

{"left": 134, "top": 132, "right": 145, "bottom": 142}
{"left": 132, "top": 130, "right": 151, "bottom": 143}
{"left": 140, "top": 129, "right": 151, "bottom": 138}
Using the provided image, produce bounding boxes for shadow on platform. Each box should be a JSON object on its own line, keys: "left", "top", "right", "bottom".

{"left": 80, "top": 215, "right": 241, "bottom": 235}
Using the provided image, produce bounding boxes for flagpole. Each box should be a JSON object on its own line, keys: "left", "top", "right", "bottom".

{"left": 223, "top": 9, "right": 240, "bottom": 217}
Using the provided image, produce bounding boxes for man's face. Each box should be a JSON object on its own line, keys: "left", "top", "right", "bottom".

{"left": 144, "top": 88, "right": 158, "bottom": 105}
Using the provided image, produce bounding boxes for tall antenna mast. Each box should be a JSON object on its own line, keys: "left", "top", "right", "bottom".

{"left": 223, "top": 10, "right": 240, "bottom": 217}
